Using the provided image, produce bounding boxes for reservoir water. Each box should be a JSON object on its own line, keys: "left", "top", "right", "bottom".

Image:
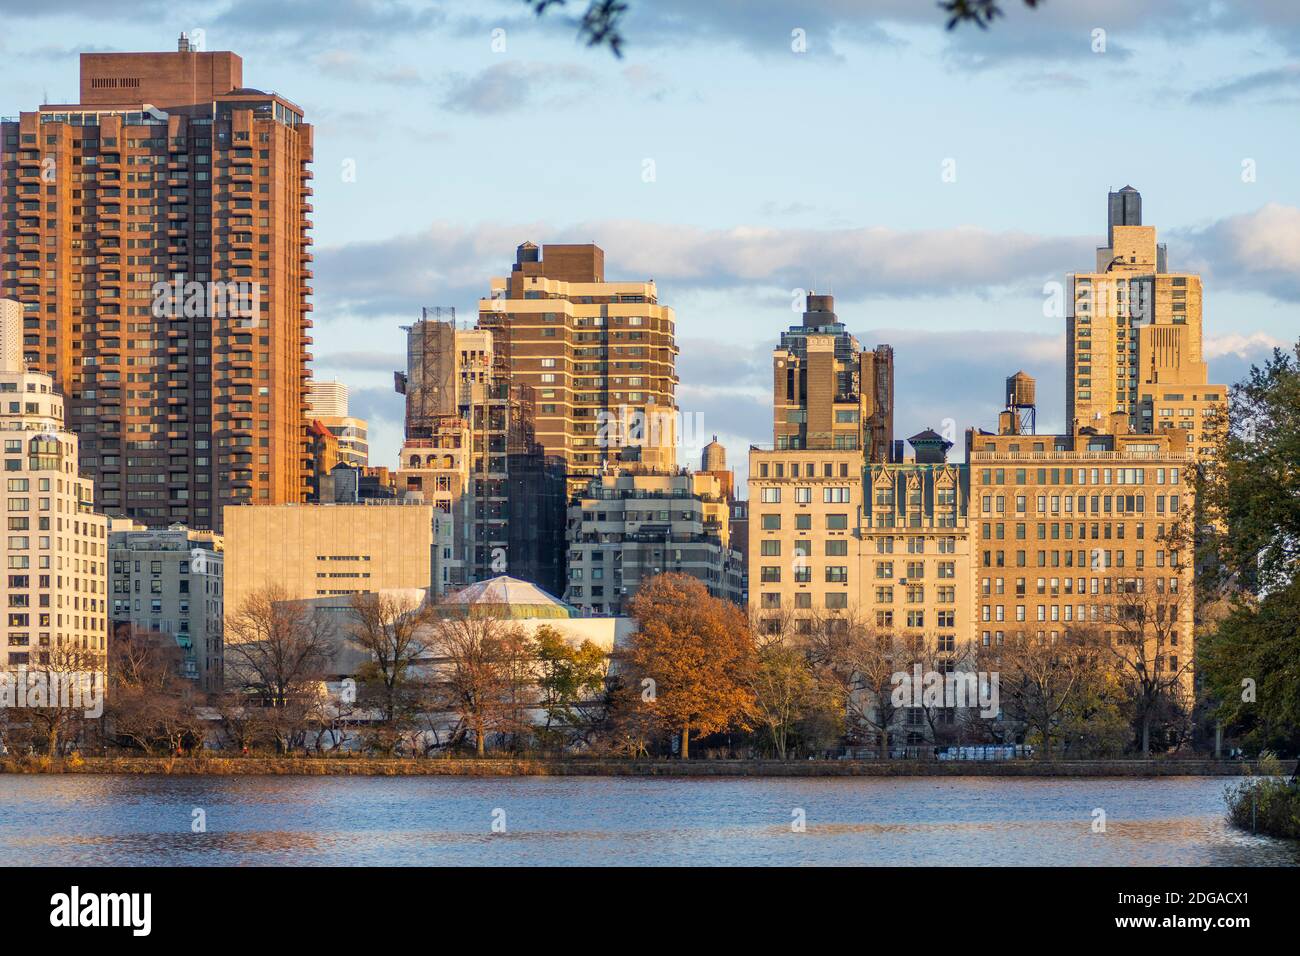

{"left": 0, "top": 775, "right": 1294, "bottom": 866}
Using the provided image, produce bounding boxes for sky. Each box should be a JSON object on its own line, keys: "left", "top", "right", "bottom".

{"left": 1, "top": 0, "right": 1297, "bottom": 494}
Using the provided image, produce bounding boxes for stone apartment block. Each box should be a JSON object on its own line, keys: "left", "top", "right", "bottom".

{"left": 749, "top": 291, "right": 899, "bottom": 628}
{"left": 108, "top": 518, "right": 223, "bottom": 691}
{"left": 0, "top": 37, "right": 315, "bottom": 530}
{"left": 966, "top": 410, "right": 1196, "bottom": 675}
{"left": 749, "top": 432, "right": 972, "bottom": 649}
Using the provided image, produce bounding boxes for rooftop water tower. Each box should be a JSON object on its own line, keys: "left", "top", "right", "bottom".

{"left": 1005, "top": 371, "right": 1037, "bottom": 435}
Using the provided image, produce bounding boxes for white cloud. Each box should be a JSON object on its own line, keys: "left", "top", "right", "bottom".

{"left": 1203, "top": 332, "right": 1288, "bottom": 360}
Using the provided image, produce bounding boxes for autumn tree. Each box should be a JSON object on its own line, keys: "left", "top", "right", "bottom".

{"left": 623, "top": 573, "right": 756, "bottom": 759}
{"left": 750, "top": 630, "right": 823, "bottom": 760}
{"left": 532, "top": 625, "right": 609, "bottom": 751}
{"left": 224, "top": 584, "right": 332, "bottom": 753}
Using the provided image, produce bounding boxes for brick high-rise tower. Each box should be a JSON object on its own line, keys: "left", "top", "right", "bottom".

{"left": 0, "top": 36, "right": 314, "bottom": 530}
{"left": 478, "top": 243, "right": 680, "bottom": 495}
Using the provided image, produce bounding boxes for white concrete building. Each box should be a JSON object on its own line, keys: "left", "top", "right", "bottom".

{"left": 0, "top": 299, "right": 108, "bottom": 669}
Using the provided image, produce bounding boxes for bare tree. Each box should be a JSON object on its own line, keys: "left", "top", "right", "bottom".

{"left": 224, "top": 585, "right": 332, "bottom": 753}
{"left": 21, "top": 638, "right": 104, "bottom": 758}
{"left": 425, "top": 612, "right": 535, "bottom": 756}
{"left": 804, "top": 612, "right": 902, "bottom": 756}
{"left": 911, "top": 633, "right": 975, "bottom": 749}
{"left": 107, "top": 627, "right": 203, "bottom": 755}
{"left": 986, "top": 628, "right": 1101, "bottom": 760}
{"left": 347, "top": 591, "right": 434, "bottom": 754}
{"left": 1104, "top": 575, "right": 1195, "bottom": 756}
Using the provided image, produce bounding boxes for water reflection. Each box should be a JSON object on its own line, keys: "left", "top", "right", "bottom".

{"left": 0, "top": 775, "right": 1294, "bottom": 866}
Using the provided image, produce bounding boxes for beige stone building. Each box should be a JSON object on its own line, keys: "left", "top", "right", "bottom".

{"left": 1067, "top": 187, "right": 1225, "bottom": 462}
{"left": 748, "top": 292, "right": 898, "bottom": 629}
{"left": 0, "top": 299, "right": 108, "bottom": 668}
{"left": 772, "top": 294, "right": 894, "bottom": 460}
{"left": 749, "top": 431, "right": 971, "bottom": 650}
{"left": 966, "top": 408, "right": 1196, "bottom": 677}
{"left": 222, "top": 501, "right": 434, "bottom": 623}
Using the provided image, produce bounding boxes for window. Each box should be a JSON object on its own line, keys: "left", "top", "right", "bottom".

{"left": 760, "top": 487, "right": 781, "bottom": 504}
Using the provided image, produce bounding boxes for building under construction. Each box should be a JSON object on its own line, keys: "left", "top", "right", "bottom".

{"left": 395, "top": 312, "right": 565, "bottom": 596}
{"left": 394, "top": 307, "right": 458, "bottom": 439}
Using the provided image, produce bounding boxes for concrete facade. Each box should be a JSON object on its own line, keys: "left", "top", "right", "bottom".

{"left": 222, "top": 501, "right": 434, "bottom": 621}
{"left": 566, "top": 469, "right": 743, "bottom": 615}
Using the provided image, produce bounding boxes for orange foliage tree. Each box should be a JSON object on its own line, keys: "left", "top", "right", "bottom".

{"left": 624, "top": 573, "right": 757, "bottom": 758}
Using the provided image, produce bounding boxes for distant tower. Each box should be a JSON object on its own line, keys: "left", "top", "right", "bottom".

{"left": 1107, "top": 185, "right": 1141, "bottom": 247}
{"left": 701, "top": 435, "right": 726, "bottom": 472}
{"left": 1005, "top": 371, "right": 1037, "bottom": 435}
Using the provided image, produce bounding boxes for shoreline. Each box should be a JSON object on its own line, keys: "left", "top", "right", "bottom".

{"left": 0, "top": 756, "right": 1259, "bottom": 777}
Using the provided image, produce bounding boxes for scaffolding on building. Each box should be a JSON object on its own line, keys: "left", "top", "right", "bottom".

{"left": 395, "top": 307, "right": 457, "bottom": 439}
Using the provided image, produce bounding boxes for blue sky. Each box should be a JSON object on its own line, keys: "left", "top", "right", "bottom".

{"left": 2, "top": 0, "right": 1297, "bottom": 489}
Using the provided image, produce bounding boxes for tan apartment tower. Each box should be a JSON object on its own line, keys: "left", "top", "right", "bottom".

{"left": 478, "top": 243, "right": 680, "bottom": 494}
{"left": 1066, "top": 188, "right": 1225, "bottom": 461}
{"left": 0, "top": 36, "right": 315, "bottom": 531}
